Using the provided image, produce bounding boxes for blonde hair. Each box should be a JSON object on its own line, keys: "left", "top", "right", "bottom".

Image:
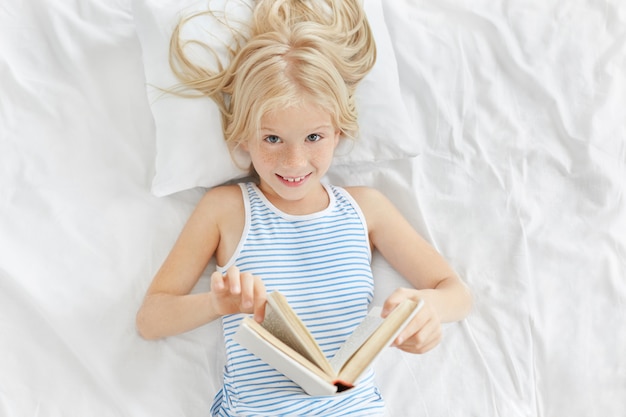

{"left": 169, "top": 0, "right": 376, "bottom": 153}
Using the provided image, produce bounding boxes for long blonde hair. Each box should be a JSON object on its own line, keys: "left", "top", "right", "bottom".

{"left": 169, "top": 0, "right": 376, "bottom": 153}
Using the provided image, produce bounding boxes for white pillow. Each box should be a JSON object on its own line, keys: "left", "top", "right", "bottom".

{"left": 133, "top": 0, "right": 417, "bottom": 197}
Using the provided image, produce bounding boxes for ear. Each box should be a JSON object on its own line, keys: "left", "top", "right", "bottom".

{"left": 237, "top": 139, "right": 249, "bottom": 152}
{"left": 231, "top": 140, "right": 252, "bottom": 171}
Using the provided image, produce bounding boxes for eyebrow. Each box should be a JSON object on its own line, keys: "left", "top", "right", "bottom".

{"left": 259, "top": 125, "right": 334, "bottom": 132}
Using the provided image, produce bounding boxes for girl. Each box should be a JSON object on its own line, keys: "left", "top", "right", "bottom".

{"left": 136, "top": 0, "right": 472, "bottom": 415}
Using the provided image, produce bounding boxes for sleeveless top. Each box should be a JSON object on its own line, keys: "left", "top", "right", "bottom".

{"left": 210, "top": 182, "right": 385, "bottom": 416}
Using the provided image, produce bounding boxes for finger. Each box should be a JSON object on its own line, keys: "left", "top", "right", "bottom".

{"left": 420, "top": 331, "right": 442, "bottom": 353}
{"left": 399, "top": 334, "right": 440, "bottom": 354}
{"left": 393, "top": 308, "right": 429, "bottom": 346}
{"left": 210, "top": 271, "right": 226, "bottom": 293}
{"left": 253, "top": 276, "right": 267, "bottom": 323}
{"left": 239, "top": 272, "right": 255, "bottom": 310}
{"left": 381, "top": 288, "right": 411, "bottom": 318}
{"left": 226, "top": 265, "right": 241, "bottom": 295}
{"left": 396, "top": 317, "right": 442, "bottom": 353}
{"left": 411, "top": 327, "right": 442, "bottom": 353}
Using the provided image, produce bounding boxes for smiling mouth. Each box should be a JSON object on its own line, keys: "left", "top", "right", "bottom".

{"left": 276, "top": 173, "right": 311, "bottom": 185}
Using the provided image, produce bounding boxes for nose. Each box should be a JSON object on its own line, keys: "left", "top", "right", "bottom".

{"left": 281, "top": 143, "right": 307, "bottom": 169}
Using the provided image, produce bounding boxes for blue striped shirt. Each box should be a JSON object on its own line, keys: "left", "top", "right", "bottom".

{"left": 211, "top": 182, "right": 385, "bottom": 416}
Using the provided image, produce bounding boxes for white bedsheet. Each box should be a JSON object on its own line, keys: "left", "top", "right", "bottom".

{"left": 1, "top": 1, "right": 625, "bottom": 416}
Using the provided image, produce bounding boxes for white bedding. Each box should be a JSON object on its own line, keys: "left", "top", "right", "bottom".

{"left": 1, "top": 1, "right": 625, "bottom": 416}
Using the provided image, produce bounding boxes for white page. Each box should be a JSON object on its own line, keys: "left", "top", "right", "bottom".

{"left": 329, "top": 307, "right": 384, "bottom": 372}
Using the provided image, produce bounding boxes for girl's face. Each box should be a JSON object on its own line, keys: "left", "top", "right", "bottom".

{"left": 241, "top": 103, "right": 340, "bottom": 213}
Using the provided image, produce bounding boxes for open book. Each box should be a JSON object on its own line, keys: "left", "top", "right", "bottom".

{"left": 233, "top": 291, "right": 424, "bottom": 396}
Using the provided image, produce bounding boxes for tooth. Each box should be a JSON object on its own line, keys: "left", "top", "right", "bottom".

{"left": 282, "top": 176, "right": 304, "bottom": 182}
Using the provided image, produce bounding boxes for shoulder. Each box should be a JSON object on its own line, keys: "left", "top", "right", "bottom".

{"left": 196, "top": 184, "right": 247, "bottom": 264}
{"left": 199, "top": 183, "right": 244, "bottom": 205}
{"left": 192, "top": 184, "right": 245, "bottom": 222}
{"left": 342, "top": 186, "right": 389, "bottom": 209}
{"left": 342, "top": 186, "right": 396, "bottom": 230}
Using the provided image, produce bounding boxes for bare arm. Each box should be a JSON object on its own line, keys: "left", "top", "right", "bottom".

{"left": 348, "top": 187, "right": 472, "bottom": 353}
{"left": 136, "top": 186, "right": 266, "bottom": 340}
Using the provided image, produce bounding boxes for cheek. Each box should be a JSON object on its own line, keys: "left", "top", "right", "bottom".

{"left": 247, "top": 145, "right": 277, "bottom": 169}
{"left": 324, "top": 144, "right": 337, "bottom": 160}
{"left": 257, "top": 153, "right": 278, "bottom": 168}
{"left": 311, "top": 144, "right": 336, "bottom": 169}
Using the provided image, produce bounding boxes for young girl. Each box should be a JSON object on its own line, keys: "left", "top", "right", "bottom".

{"left": 136, "top": 0, "right": 472, "bottom": 415}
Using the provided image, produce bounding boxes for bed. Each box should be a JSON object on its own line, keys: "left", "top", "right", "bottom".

{"left": 1, "top": 0, "right": 625, "bottom": 416}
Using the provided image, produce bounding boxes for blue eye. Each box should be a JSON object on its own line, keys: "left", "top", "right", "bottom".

{"left": 265, "top": 135, "right": 280, "bottom": 144}
{"left": 306, "top": 134, "right": 321, "bottom": 142}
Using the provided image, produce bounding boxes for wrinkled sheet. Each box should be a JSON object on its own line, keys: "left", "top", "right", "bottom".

{"left": 1, "top": 1, "right": 625, "bottom": 416}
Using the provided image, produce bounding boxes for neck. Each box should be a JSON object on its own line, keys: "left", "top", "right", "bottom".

{"left": 258, "top": 182, "right": 330, "bottom": 215}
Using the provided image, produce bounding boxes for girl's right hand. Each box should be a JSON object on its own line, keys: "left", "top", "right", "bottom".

{"left": 209, "top": 266, "right": 267, "bottom": 322}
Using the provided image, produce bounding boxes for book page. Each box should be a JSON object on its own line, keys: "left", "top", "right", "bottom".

{"left": 329, "top": 307, "right": 384, "bottom": 373}
{"left": 336, "top": 299, "right": 423, "bottom": 385}
{"left": 234, "top": 317, "right": 338, "bottom": 396}
{"left": 262, "top": 292, "right": 335, "bottom": 376}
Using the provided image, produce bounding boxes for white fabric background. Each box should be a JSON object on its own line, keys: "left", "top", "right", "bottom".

{"left": 1, "top": 1, "right": 624, "bottom": 416}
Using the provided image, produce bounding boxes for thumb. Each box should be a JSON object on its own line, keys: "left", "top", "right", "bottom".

{"left": 381, "top": 288, "right": 420, "bottom": 318}
{"left": 381, "top": 290, "right": 405, "bottom": 318}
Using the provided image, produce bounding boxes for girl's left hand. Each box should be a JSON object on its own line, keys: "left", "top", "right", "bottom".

{"left": 381, "top": 288, "right": 442, "bottom": 354}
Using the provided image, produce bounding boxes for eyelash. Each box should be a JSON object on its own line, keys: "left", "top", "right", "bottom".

{"left": 265, "top": 135, "right": 280, "bottom": 144}
{"left": 263, "top": 134, "right": 322, "bottom": 143}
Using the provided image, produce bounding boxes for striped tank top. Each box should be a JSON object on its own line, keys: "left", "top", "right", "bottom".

{"left": 211, "top": 182, "right": 385, "bottom": 416}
